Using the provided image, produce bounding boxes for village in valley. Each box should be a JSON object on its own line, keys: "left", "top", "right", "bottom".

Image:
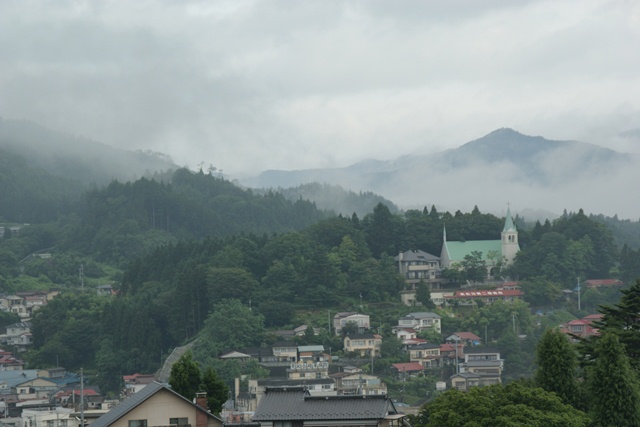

{"left": 0, "top": 206, "right": 627, "bottom": 427}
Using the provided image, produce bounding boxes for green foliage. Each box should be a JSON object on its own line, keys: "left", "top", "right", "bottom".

{"left": 534, "top": 328, "right": 580, "bottom": 407}
{"left": 460, "top": 251, "right": 487, "bottom": 283}
{"left": 581, "top": 279, "right": 640, "bottom": 372}
{"left": 416, "top": 382, "right": 590, "bottom": 427}
{"left": 587, "top": 332, "right": 640, "bottom": 426}
{"left": 519, "top": 277, "right": 563, "bottom": 308}
{"left": 460, "top": 300, "right": 532, "bottom": 342}
{"left": 169, "top": 351, "right": 229, "bottom": 415}
{"left": 169, "top": 351, "right": 201, "bottom": 401}
{"left": 415, "top": 281, "right": 435, "bottom": 309}
{"left": 193, "top": 299, "right": 265, "bottom": 358}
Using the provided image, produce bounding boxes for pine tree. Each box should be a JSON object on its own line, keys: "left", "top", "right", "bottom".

{"left": 588, "top": 332, "right": 640, "bottom": 426}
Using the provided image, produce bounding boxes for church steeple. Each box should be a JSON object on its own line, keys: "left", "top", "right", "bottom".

{"left": 501, "top": 205, "right": 519, "bottom": 264}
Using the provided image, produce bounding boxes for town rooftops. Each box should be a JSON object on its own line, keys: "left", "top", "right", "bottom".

{"left": 298, "top": 345, "right": 325, "bottom": 353}
{"left": 252, "top": 387, "right": 399, "bottom": 422}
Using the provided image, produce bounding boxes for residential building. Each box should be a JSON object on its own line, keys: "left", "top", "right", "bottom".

{"left": 408, "top": 343, "right": 441, "bottom": 368}
{"left": 333, "top": 312, "right": 370, "bottom": 336}
{"left": 560, "top": 314, "right": 602, "bottom": 342}
{"left": 395, "top": 312, "right": 441, "bottom": 334}
{"left": 343, "top": 333, "right": 382, "bottom": 357}
{"left": 89, "top": 382, "right": 222, "bottom": 427}
{"left": 445, "top": 332, "right": 482, "bottom": 346}
{"left": 394, "top": 328, "right": 417, "bottom": 341}
{"left": 395, "top": 249, "right": 443, "bottom": 289}
{"left": 252, "top": 387, "right": 407, "bottom": 427}
{"left": 334, "top": 373, "right": 387, "bottom": 396}
{"left": 271, "top": 342, "right": 297, "bottom": 363}
{"left": 458, "top": 348, "right": 503, "bottom": 387}
{"left": 287, "top": 361, "right": 329, "bottom": 380}
{"left": 391, "top": 362, "right": 426, "bottom": 378}
{"left": 247, "top": 378, "right": 337, "bottom": 409}
{"left": 22, "top": 408, "right": 73, "bottom": 427}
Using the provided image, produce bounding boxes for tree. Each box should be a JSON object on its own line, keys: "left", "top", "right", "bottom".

{"left": 587, "top": 332, "right": 640, "bottom": 426}
{"left": 581, "top": 279, "right": 640, "bottom": 372}
{"left": 414, "top": 382, "right": 590, "bottom": 427}
{"left": 519, "top": 277, "right": 562, "bottom": 308}
{"left": 169, "top": 351, "right": 201, "bottom": 401}
{"left": 200, "top": 367, "right": 229, "bottom": 415}
{"left": 534, "top": 328, "right": 580, "bottom": 407}
{"left": 460, "top": 251, "right": 486, "bottom": 283}
{"left": 415, "top": 281, "right": 435, "bottom": 309}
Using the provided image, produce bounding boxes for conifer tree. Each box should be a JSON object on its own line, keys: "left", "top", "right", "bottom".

{"left": 534, "top": 328, "right": 580, "bottom": 407}
{"left": 588, "top": 332, "right": 640, "bottom": 427}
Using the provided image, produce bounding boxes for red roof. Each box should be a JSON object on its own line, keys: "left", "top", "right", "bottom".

{"left": 451, "top": 332, "right": 481, "bottom": 341}
{"left": 392, "top": 362, "right": 426, "bottom": 372}
{"left": 584, "top": 279, "right": 623, "bottom": 287}
{"left": 451, "top": 290, "right": 524, "bottom": 298}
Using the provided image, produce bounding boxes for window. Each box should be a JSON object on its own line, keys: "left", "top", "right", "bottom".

{"left": 170, "top": 418, "right": 189, "bottom": 426}
{"left": 129, "top": 420, "right": 147, "bottom": 427}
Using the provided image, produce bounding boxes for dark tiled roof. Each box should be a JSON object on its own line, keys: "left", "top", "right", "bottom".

{"left": 90, "top": 382, "right": 220, "bottom": 427}
{"left": 252, "top": 388, "right": 397, "bottom": 422}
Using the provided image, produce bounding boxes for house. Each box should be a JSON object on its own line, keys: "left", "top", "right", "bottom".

{"left": 458, "top": 348, "right": 504, "bottom": 387}
{"left": 334, "top": 373, "right": 387, "bottom": 396}
{"left": 439, "top": 343, "right": 464, "bottom": 366}
{"left": 89, "top": 382, "right": 222, "bottom": 427}
{"left": 0, "top": 350, "right": 24, "bottom": 370}
{"left": 391, "top": 362, "right": 426, "bottom": 378}
{"left": 0, "top": 322, "right": 33, "bottom": 351}
{"left": 333, "top": 312, "right": 370, "bottom": 335}
{"left": 395, "top": 312, "right": 441, "bottom": 334}
{"left": 252, "top": 387, "right": 408, "bottom": 427}
{"left": 408, "top": 343, "right": 441, "bottom": 368}
{"left": 271, "top": 342, "right": 297, "bottom": 362}
{"left": 394, "top": 328, "right": 417, "bottom": 341}
{"left": 440, "top": 207, "right": 520, "bottom": 278}
{"left": 343, "top": 333, "right": 382, "bottom": 357}
{"left": 561, "top": 314, "right": 602, "bottom": 342}
{"left": 450, "top": 372, "right": 482, "bottom": 391}
{"left": 22, "top": 408, "right": 73, "bottom": 427}
{"left": 297, "top": 345, "right": 328, "bottom": 363}
{"left": 583, "top": 279, "right": 624, "bottom": 289}
{"left": 445, "top": 332, "right": 482, "bottom": 346}
{"left": 287, "top": 360, "right": 330, "bottom": 380}
{"left": 395, "top": 249, "right": 443, "bottom": 290}
{"left": 247, "top": 378, "right": 337, "bottom": 409}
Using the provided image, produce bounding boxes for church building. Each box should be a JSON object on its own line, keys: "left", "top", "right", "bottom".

{"left": 440, "top": 207, "right": 520, "bottom": 277}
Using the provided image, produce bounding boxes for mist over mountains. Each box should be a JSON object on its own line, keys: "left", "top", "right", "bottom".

{"left": 1, "top": 118, "right": 637, "bottom": 221}
{"left": 244, "top": 128, "right": 638, "bottom": 220}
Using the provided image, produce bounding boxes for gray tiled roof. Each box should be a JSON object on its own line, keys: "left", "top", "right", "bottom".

{"left": 90, "top": 382, "right": 221, "bottom": 427}
{"left": 252, "top": 388, "right": 397, "bottom": 422}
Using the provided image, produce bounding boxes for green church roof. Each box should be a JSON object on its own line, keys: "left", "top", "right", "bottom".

{"left": 444, "top": 240, "right": 502, "bottom": 262}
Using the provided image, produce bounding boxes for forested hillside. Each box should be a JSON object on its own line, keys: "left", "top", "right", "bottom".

{"left": 20, "top": 200, "right": 640, "bottom": 397}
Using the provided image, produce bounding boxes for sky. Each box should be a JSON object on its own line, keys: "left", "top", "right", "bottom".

{"left": 1, "top": 0, "right": 639, "bottom": 179}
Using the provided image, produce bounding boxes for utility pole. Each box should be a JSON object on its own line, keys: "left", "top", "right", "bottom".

{"left": 577, "top": 277, "right": 581, "bottom": 311}
{"left": 80, "top": 368, "right": 85, "bottom": 427}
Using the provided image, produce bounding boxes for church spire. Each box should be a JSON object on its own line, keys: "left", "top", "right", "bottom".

{"left": 503, "top": 205, "right": 517, "bottom": 232}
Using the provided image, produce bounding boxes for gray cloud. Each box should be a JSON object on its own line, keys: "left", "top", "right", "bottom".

{"left": 1, "top": 0, "right": 639, "bottom": 186}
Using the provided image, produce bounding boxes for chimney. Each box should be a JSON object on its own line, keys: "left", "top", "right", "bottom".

{"left": 195, "top": 392, "right": 208, "bottom": 427}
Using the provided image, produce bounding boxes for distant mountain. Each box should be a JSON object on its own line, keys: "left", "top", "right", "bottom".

{"left": 254, "top": 182, "right": 398, "bottom": 217}
{"left": 244, "top": 128, "right": 638, "bottom": 219}
{"left": 0, "top": 118, "right": 178, "bottom": 186}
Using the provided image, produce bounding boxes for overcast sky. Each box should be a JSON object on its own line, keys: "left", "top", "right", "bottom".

{"left": 1, "top": 0, "right": 639, "bottom": 178}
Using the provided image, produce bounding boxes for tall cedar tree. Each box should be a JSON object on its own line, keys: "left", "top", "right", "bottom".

{"left": 581, "top": 279, "right": 640, "bottom": 372}
{"left": 588, "top": 332, "right": 640, "bottom": 426}
{"left": 534, "top": 328, "right": 580, "bottom": 407}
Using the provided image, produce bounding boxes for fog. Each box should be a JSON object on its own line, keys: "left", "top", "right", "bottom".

{"left": 1, "top": 0, "right": 639, "bottom": 217}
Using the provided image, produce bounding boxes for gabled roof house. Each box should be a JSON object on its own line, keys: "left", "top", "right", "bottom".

{"left": 90, "top": 382, "right": 222, "bottom": 427}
